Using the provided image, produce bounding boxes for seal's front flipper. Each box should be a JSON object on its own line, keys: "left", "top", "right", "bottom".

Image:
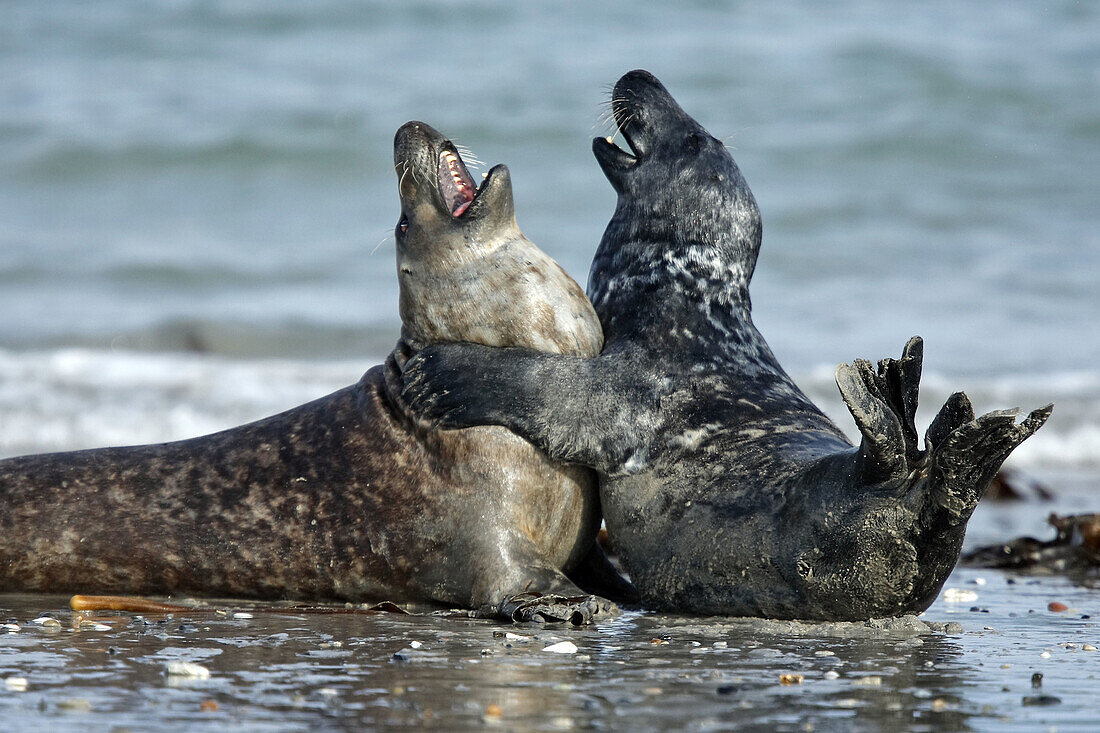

{"left": 475, "top": 539, "right": 624, "bottom": 625}
{"left": 922, "top": 403, "right": 1052, "bottom": 528}
{"left": 836, "top": 336, "right": 924, "bottom": 483}
{"left": 565, "top": 540, "right": 640, "bottom": 606}
{"left": 401, "top": 342, "right": 658, "bottom": 472}
{"left": 497, "top": 592, "right": 618, "bottom": 625}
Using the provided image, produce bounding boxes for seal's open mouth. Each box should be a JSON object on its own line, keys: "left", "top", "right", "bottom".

{"left": 593, "top": 97, "right": 643, "bottom": 177}
{"left": 596, "top": 133, "right": 640, "bottom": 169}
{"left": 438, "top": 146, "right": 478, "bottom": 218}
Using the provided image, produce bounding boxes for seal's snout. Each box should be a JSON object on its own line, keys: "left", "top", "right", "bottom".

{"left": 394, "top": 120, "right": 444, "bottom": 167}
{"left": 613, "top": 69, "right": 665, "bottom": 103}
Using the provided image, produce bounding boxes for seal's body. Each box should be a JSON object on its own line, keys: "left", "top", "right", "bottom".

{"left": 0, "top": 122, "right": 622, "bottom": 623}
{"left": 403, "top": 72, "right": 1050, "bottom": 620}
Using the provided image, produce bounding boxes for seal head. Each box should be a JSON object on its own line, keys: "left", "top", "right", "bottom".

{"left": 394, "top": 120, "right": 516, "bottom": 250}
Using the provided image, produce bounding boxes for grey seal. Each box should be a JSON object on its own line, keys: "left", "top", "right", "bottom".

{"left": 401, "top": 71, "right": 1051, "bottom": 620}
{"left": 0, "top": 121, "right": 627, "bottom": 624}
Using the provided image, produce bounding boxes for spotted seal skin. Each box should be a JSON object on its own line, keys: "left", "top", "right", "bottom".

{"left": 401, "top": 71, "right": 1052, "bottom": 621}
{"left": 0, "top": 121, "right": 626, "bottom": 624}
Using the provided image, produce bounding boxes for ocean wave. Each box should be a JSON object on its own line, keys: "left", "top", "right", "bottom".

{"left": 0, "top": 348, "right": 1096, "bottom": 471}
{"left": 0, "top": 348, "right": 373, "bottom": 458}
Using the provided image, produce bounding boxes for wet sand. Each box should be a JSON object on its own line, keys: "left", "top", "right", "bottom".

{"left": 0, "top": 564, "right": 1095, "bottom": 732}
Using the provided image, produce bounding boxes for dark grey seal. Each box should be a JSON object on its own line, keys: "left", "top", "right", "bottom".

{"left": 401, "top": 71, "right": 1051, "bottom": 620}
{"left": 0, "top": 121, "right": 626, "bottom": 624}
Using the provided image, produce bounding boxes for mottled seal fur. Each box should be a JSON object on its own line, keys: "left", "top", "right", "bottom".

{"left": 402, "top": 71, "right": 1052, "bottom": 620}
{"left": 0, "top": 121, "right": 626, "bottom": 624}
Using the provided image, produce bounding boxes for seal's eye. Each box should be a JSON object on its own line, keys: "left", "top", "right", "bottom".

{"left": 398, "top": 213, "right": 409, "bottom": 235}
{"left": 686, "top": 132, "right": 703, "bottom": 154}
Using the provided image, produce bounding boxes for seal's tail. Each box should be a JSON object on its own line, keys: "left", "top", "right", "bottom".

{"left": 835, "top": 336, "right": 1051, "bottom": 526}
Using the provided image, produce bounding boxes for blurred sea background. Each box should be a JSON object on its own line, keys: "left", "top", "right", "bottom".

{"left": 0, "top": 0, "right": 1097, "bottom": 479}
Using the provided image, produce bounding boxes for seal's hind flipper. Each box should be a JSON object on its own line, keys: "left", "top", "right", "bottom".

{"left": 922, "top": 402, "right": 1052, "bottom": 527}
{"left": 835, "top": 336, "right": 924, "bottom": 483}
{"left": 496, "top": 592, "right": 619, "bottom": 625}
{"left": 838, "top": 337, "right": 1050, "bottom": 515}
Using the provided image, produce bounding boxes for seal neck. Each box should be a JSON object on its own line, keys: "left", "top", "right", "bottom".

{"left": 587, "top": 205, "right": 760, "bottom": 345}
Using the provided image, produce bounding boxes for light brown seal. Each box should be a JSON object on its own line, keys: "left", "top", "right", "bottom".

{"left": 0, "top": 121, "right": 627, "bottom": 624}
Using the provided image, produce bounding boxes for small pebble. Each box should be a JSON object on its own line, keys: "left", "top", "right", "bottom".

{"left": 1040, "top": 651, "right": 1051, "bottom": 658}
{"left": 4, "top": 677, "right": 29, "bottom": 692}
{"left": 824, "top": 671, "right": 840, "bottom": 680}
{"left": 931, "top": 698, "right": 949, "bottom": 712}
{"left": 712, "top": 641, "right": 727, "bottom": 648}
{"left": 92, "top": 624, "right": 111, "bottom": 632}
{"left": 32, "top": 617, "right": 60, "bottom": 627}
{"left": 233, "top": 612, "right": 253, "bottom": 619}
{"left": 1001, "top": 664, "right": 1011, "bottom": 669}
{"left": 779, "top": 673, "right": 803, "bottom": 685}
{"left": 318, "top": 688, "right": 338, "bottom": 697}
{"left": 485, "top": 704, "right": 503, "bottom": 718}
{"left": 165, "top": 661, "right": 211, "bottom": 679}
{"left": 57, "top": 698, "right": 93, "bottom": 712}
{"left": 504, "top": 633, "right": 529, "bottom": 641}
{"left": 942, "top": 588, "right": 978, "bottom": 603}
{"left": 1, "top": 623, "right": 20, "bottom": 632}
{"left": 409, "top": 641, "right": 422, "bottom": 649}
{"left": 543, "top": 641, "right": 578, "bottom": 654}
{"left": 970, "top": 577, "right": 987, "bottom": 586}
{"left": 650, "top": 638, "right": 669, "bottom": 645}
{"left": 814, "top": 650, "right": 835, "bottom": 657}
{"left": 852, "top": 676, "right": 882, "bottom": 687}
{"left": 200, "top": 700, "right": 218, "bottom": 712}
{"left": 1048, "top": 602, "right": 1068, "bottom": 613}
{"left": 1084, "top": 644, "right": 1097, "bottom": 652}
{"left": 643, "top": 687, "right": 662, "bottom": 696}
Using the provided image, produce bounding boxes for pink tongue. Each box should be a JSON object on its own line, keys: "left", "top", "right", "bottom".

{"left": 452, "top": 200, "right": 471, "bottom": 217}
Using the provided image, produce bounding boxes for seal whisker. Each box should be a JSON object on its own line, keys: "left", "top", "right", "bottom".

{"left": 371, "top": 235, "right": 393, "bottom": 255}
{"left": 454, "top": 144, "right": 485, "bottom": 171}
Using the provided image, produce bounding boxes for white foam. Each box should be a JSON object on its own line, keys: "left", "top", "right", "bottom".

{"left": 0, "top": 348, "right": 374, "bottom": 458}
